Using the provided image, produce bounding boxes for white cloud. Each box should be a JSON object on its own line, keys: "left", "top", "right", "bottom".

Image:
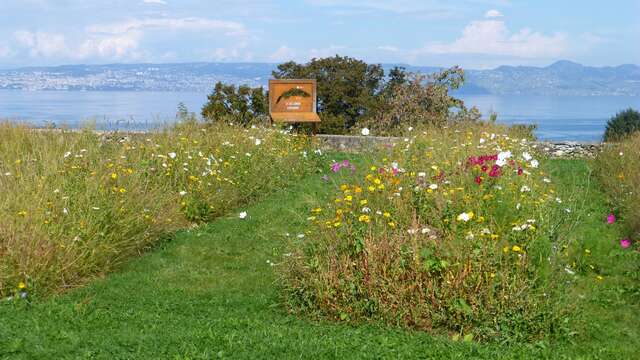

{"left": 87, "top": 17, "right": 246, "bottom": 37}
{"left": 420, "top": 19, "right": 568, "bottom": 58}
{"left": 143, "top": 0, "right": 167, "bottom": 5}
{"left": 308, "top": 45, "right": 346, "bottom": 59}
{"left": 14, "top": 31, "right": 67, "bottom": 57}
{"left": 378, "top": 45, "right": 400, "bottom": 52}
{"left": 77, "top": 32, "right": 143, "bottom": 59}
{"left": 10, "top": 17, "right": 248, "bottom": 62}
{"left": 0, "top": 44, "right": 12, "bottom": 58}
{"left": 484, "top": 9, "right": 502, "bottom": 18}
{"left": 269, "top": 45, "right": 296, "bottom": 62}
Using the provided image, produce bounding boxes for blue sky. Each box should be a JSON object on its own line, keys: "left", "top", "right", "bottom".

{"left": 0, "top": 0, "right": 638, "bottom": 69}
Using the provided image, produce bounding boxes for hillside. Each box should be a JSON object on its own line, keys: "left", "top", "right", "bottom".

{"left": 1, "top": 60, "right": 639, "bottom": 96}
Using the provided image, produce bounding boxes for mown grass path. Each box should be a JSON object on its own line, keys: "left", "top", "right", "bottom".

{"left": 1, "top": 159, "right": 638, "bottom": 359}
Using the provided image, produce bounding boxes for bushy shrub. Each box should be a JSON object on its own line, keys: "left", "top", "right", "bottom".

{"left": 280, "top": 124, "right": 574, "bottom": 341}
{"left": 595, "top": 132, "right": 640, "bottom": 241}
{"left": 362, "top": 68, "right": 479, "bottom": 135}
{"left": 603, "top": 108, "right": 640, "bottom": 142}
{"left": 0, "top": 122, "right": 320, "bottom": 297}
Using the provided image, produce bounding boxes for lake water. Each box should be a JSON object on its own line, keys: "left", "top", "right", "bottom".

{"left": 1, "top": 90, "right": 639, "bottom": 141}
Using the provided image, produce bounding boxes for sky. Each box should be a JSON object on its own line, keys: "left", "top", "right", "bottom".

{"left": 0, "top": 0, "right": 638, "bottom": 69}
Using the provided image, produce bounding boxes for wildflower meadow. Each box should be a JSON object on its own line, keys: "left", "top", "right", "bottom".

{"left": 1, "top": 121, "right": 638, "bottom": 358}
{"left": 0, "top": 121, "right": 319, "bottom": 298}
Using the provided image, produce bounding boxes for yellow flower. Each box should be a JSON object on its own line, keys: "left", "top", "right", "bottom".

{"left": 18, "top": 281, "right": 26, "bottom": 289}
{"left": 388, "top": 221, "right": 396, "bottom": 228}
{"left": 333, "top": 221, "right": 342, "bottom": 227}
{"left": 512, "top": 245, "right": 522, "bottom": 253}
{"left": 358, "top": 215, "right": 371, "bottom": 223}
{"left": 359, "top": 199, "right": 368, "bottom": 205}
{"left": 373, "top": 178, "right": 381, "bottom": 185}
{"left": 340, "top": 184, "right": 349, "bottom": 191}
{"left": 502, "top": 246, "right": 509, "bottom": 253}
{"left": 111, "top": 172, "right": 118, "bottom": 180}
{"left": 17, "top": 210, "right": 28, "bottom": 216}
{"left": 368, "top": 186, "right": 376, "bottom": 193}
{"left": 312, "top": 207, "right": 322, "bottom": 213}
{"left": 119, "top": 188, "right": 127, "bottom": 194}
{"left": 354, "top": 186, "right": 362, "bottom": 193}
{"left": 383, "top": 212, "right": 391, "bottom": 218}
{"left": 490, "top": 234, "right": 499, "bottom": 240}
{"left": 345, "top": 195, "right": 353, "bottom": 202}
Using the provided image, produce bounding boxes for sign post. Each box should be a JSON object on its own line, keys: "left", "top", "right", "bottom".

{"left": 269, "top": 79, "right": 320, "bottom": 133}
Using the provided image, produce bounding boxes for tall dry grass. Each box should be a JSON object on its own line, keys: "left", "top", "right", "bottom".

{"left": 595, "top": 132, "right": 640, "bottom": 239}
{"left": 0, "top": 122, "right": 319, "bottom": 297}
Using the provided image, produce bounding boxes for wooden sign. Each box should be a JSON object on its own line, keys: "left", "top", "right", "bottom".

{"left": 269, "top": 79, "right": 320, "bottom": 123}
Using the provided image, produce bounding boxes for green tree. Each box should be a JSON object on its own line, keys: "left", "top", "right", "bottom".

{"left": 202, "top": 82, "right": 268, "bottom": 125}
{"left": 604, "top": 108, "right": 640, "bottom": 142}
{"left": 272, "top": 55, "right": 385, "bottom": 129}
{"left": 202, "top": 82, "right": 233, "bottom": 120}
{"left": 250, "top": 87, "right": 268, "bottom": 116}
{"left": 364, "top": 66, "right": 474, "bottom": 134}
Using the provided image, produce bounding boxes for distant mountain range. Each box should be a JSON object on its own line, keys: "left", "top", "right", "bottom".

{"left": 1, "top": 60, "right": 638, "bottom": 96}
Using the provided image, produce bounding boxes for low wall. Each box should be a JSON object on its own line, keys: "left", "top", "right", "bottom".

{"left": 316, "top": 134, "right": 603, "bottom": 158}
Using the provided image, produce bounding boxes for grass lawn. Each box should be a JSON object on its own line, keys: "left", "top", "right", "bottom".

{"left": 1, "top": 158, "right": 638, "bottom": 359}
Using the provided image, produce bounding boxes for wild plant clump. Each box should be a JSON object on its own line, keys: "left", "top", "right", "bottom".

{"left": 603, "top": 108, "right": 640, "bottom": 142}
{"left": 281, "top": 124, "right": 575, "bottom": 342}
{"left": 0, "top": 122, "right": 320, "bottom": 297}
{"left": 596, "top": 132, "right": 640, "bottom": 242}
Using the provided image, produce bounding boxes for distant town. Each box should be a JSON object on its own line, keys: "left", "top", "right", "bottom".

{"left": 1, "top": 60, "right": 639, "bottom": 96}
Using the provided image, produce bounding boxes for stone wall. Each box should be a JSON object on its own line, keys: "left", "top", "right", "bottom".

{"left": 316, "top": 134, "right": 603, "bottom": 158}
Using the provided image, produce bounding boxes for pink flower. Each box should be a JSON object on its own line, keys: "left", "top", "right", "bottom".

{"left": 330, "top": 162, "right": 341, "bottom": 173}
{"left": 607, "top": 214, "right": 616, "bottom": 224}
{"left": 488, "top": 164, "right": 501, "bottom": 178}
{"left": 620, "top": 239, "right": 631, "bottom": 249}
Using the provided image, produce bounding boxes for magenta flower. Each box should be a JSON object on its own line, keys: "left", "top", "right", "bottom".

{"left": 488, "top": 164, "right": 501, "bottom": 178}
{"left": 620, "top": 239, "right": 631, "bottom": 249}
{"left": 607, "top": 214, "right": 616, "bottom": 224}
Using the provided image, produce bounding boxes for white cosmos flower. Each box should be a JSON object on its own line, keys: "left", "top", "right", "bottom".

{"left": 520, "top": 185, "right": 531, "bottom": 192}
{"left": 418, "top": 172, "right": 426, "bottom": 177}
{"left": 495, "top": 158, "right": 507, "bottom": 167}
{"left": 361, "top": 128, "right": 370, "bottom": 136}
{"left": 457, "top": 212, "right": 472, "bottom": 222}
{"left": 429, "top": 184, "right": 438, "bottom": 190}
{"left": 179, "top": 191, "right": 187, "bottom": 196}
{"left": 522, "top": 152, "right": 532, "bottom": 161}
{"left": 255, "top": 139, "right": 262, "bottom": 145}
{"left": 530, "top": 159, "right": 539, "bottom": 168}
{"left": 479, "top": 138, "right": 485, "bottom": 144}
{"left": 168, "top": 152, "right": 177, "bottom": 159}
{"left": 63, "top": 151, "right": 72, "bottom": 158}
{"left": 497, "top": 151, "right": 512, "bottom": 161}
{"left": 239, "top": 211, "right": 248, "bottom": 219}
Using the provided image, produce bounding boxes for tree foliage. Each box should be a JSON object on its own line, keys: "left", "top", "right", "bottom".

{"left": 201, "top": 56, "right": 477, "bottom": 134}
{"left": 272, "top": 55, "right": 385, "bottom": 129}
{"left": 201, "top": 82, "right": 268, "bottom": 125}
{"left": 364, "top": 66, "right": 479, "bottom": 134}
{"left": 604, "top": 108, "right": 640, "bottom": 142}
